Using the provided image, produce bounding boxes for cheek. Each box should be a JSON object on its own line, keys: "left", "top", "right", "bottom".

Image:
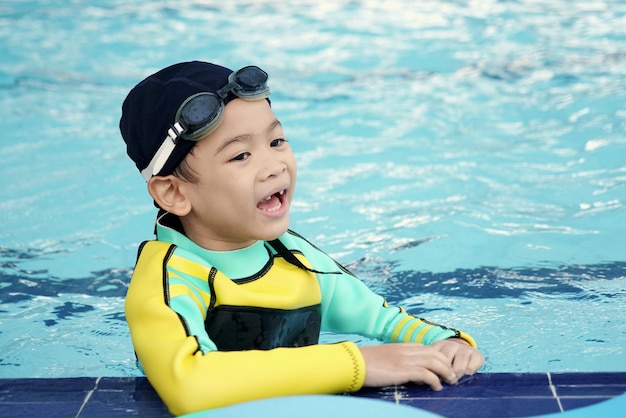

{"left": 291, "top": 162, "right": 297, "bottom": 185}
{"left": 203, "top": 175, "right": 252, "bottom": 207}
{"left": 287, "top": 152, "right": 297, "bottom": 175}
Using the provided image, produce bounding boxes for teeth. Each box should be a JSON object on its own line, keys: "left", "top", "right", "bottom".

{"left": 261, "top": 189, "right": 286, "bottom": 202}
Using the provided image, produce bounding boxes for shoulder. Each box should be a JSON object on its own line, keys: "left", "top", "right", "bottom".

{"left": 278, "top": 229, "right": 314, "bottom": 249}
{"left": 277, "top": 230, "right": 356, "bottom": 278}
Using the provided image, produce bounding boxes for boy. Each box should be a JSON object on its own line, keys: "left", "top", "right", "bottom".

{"left": 119, "top": 61, "right": 484, "bottom": 416}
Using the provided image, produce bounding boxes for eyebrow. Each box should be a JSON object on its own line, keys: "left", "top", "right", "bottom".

{"left": 214, "top": 119, "right": 282, "bottom": 156}
{"left": 214, "top": 134, "right": 251, "bottom": 156}
{"left": 269, "top": 119, "right": 282, "bottom": 132}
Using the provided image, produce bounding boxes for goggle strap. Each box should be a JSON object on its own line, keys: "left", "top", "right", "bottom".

{"left": 216, "top": 82, "right": 270, "bottom": 101}
{"left": 167, "top": 122, "right": 185, "bottom": 140}
{"left": 216, "top": 81, "right": 237, "bottom": 99}
{"left": 140, "top": 121, "right": 184, "bottom": 182}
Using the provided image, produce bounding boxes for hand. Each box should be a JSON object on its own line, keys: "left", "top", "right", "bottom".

{"left": 430, "top": 338, "right": 485, "bottom": 379}
{"left": 359, "top": 343, "right": 459, "bottom": 391}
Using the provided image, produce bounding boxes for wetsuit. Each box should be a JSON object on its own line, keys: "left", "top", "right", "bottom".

{"left": 125, "top": 213, "right": 476, "bottom": 415}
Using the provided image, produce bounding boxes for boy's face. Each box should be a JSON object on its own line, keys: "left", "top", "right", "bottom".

{"left": 178, "top": 98, "right": 297, "bottom": 251}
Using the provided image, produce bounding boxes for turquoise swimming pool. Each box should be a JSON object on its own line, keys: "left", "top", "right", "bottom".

{"left": 1, "top": 0, "right": 625, "bottom": 379}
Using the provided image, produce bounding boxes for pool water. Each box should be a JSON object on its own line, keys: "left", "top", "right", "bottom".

{"left": 1, "top": 0, "right": 625, "bottom": 378}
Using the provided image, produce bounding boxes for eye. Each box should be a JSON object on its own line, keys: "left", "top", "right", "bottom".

{"left": 270, "top": 138, "right": 287, "bottom": 147}
{"left": 231, "top": 152, "right": 250, "bottom": 161}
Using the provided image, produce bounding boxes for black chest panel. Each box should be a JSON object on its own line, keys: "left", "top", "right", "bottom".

{"left": 204, "top": 304, "right": 322, "bottom": 351}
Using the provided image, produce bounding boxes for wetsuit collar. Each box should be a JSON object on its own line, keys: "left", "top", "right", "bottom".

{"left": 155, "top": 212, "right": 272, "bottom": 279}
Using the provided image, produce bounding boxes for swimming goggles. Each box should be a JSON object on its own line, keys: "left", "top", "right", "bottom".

{"left": 141, "top": 65, "right": 271, "bottom": 181}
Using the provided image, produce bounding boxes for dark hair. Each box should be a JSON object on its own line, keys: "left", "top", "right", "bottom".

{"left": 171, "top": 147, "right": 200, "bottom": 184}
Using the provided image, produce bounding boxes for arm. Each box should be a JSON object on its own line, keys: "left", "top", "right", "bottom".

{"left": 283, "top": 232, "right": 484, "bottom": 385}
{"left": 316, "top": 265, "right": 476, "bottom": 347}
{"left": 125, "top": 241, "right": 366, "bottom": 415}
{"left": 286, "top": 230, "right": 476, "bottom": 346}
{"left": 318, "top": 274, "right": 484, "bottom": 388}
{"left": 126, "top": 292, "right": 364, "bottom": 415}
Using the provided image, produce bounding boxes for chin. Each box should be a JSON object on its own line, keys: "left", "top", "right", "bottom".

{"left": 262, "top": 219, "right": 290, "bottom": 241}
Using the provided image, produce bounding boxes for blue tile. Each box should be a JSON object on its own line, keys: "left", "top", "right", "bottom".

{"left": 550, "top": 372, "right": 626, "bottom": 398}
{"left": 350, "top": 373, "right": 563, "bottom": 418}
{"left": 558, "top": 385, "right": 626, "bottom": 397}
{"left": 75, "top": 377, "right": 171, "bottom": 417}
{"left": 560, "top": 396, "right": 612, "bottom": 411}
{"left": 551, "top": 372, "right": 626, "bottom": 386}
{"left": 0, "top": 378, "right": 93, "bottom": 403}
{"left": 86, "top": 387, "right": 169, "bottom": 414}
{"left": 0, "top": 378, "right": 93, "bottom": 418}
{"left": 96, "top": 377, "right": 140, "bottom": 390}
{"left": 0, "top": 403, "right": 83, "bottom": 418}
{"left": 394, "top": 373, "right": 553, "bottom": 399}
{"left": 0, "top": 377, "right": 95, "bottom": 395}
{"left": 79, "top": 400, "right": 172, "bottom": 418}
{"left": 96, "top": 377, "right": 163, "bottom": 403}
{"left": 401, "top": 397, "right": 561, "bottom": 418}
{"left": 1, "top": 373, "right": 626, "bottom": 418}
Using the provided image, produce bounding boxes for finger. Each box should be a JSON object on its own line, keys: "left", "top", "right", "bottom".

{"left": 410, "top": 349, "right": 458, "bottom": 385}
{"left": 430, "top": 341, "right": 463, "bottom": 373}
{"left": 466, "top": 351, "right": 485, "bottom": 374}
{"left": 432, "top": 341, "right": 480, "bottom": 377}
{"left": 450, "top": 349, "right": 471, "bottom": 378}
{"left": 452, "top": 348, "right": 485, "bottom": 377}
{"left": 430, "top": 340, "right": 458, "bottom": 362}
{"left": 410, "top": 368, "right": 444, "bottom": 391}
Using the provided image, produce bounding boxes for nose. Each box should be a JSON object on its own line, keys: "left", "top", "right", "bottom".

{"left": 259, "top": 148, "right": 287, "bottom": 180}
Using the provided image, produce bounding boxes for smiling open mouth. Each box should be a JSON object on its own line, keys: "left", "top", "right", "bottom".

{"left": 257, "top": 189, "right": 286, "bottom": 213}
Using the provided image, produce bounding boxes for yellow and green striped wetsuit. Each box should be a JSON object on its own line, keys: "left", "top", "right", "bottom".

{"left": 125, "top": 213, "right": 476, "bottom": 416}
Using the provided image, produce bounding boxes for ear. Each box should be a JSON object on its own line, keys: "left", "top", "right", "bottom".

{"left": 147, "top": 175, "right": 192, "bottom": 217}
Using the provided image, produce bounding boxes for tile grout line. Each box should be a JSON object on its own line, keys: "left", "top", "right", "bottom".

{"left": 394, "top": 385, "right": 402, "bottom": 405}
{"left": 547, "top": 372, "right": 564, "bottom": 413}
{"left": 75, "top": 377, "right": 101, "bottom": 418}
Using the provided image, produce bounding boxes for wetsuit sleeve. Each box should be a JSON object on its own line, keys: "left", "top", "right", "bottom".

{"left": 125, "top": 242, "right": 365, "bottom": 416}
{"left": 319, "top": 272, "right": 476, "bottom": 347}
{"left": 285, "top": 232, "right": 477, "bottom": 347}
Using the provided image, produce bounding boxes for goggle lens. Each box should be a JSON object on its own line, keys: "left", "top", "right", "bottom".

{"left": 177, "top": 93, "right": 223, "bottom": 141}
{"left": 234, "top": 66, "right": 268, "bottom": 90}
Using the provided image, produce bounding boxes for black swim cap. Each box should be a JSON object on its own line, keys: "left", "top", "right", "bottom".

{"left": 119, "top": 61, "right": 234, "bottom": 177}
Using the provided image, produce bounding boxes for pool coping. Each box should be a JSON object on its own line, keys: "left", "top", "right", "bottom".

{"left": 1, "top": 372, "right": 625, "bottom": 417}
